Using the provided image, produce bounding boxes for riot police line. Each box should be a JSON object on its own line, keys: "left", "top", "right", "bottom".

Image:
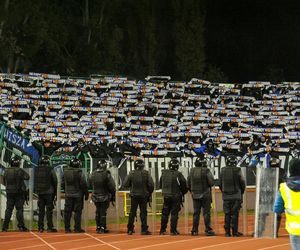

{"left": 0, "top": 153, "right": 290, "bottom": 237}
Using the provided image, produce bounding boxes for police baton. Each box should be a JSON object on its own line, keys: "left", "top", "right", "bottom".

{"left": 24, "top": 190, "right": 29, "bottom": 205}
{"left": 180, "top": 195, "right": 185, "bottom": 208}
{"left": 148, "top": 195, "right": 152, "bottom": 208}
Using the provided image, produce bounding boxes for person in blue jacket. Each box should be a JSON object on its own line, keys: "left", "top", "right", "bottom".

{"left": 194, "top": 139, "right": 221, "bottom": 158}
{"left": 274, "top": 158, "right": 300, "bottom": 250}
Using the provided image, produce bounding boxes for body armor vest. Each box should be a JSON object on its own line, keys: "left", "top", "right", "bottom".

{"left": 161, "top": 169, "right": 181, "bottom": 197}
{"left": 34, "top": 167, "right": 52, "bottom": 194}
{"left": 64, "top": 168, "right": 81, "bottom": 194}
{"left": 91, "top": 170, "right": 108, "bottom": 196}
{"left": 222, "top": 167, "right": 239, "bottom": 194}
{"left": 5, "top": 168, "right": 22, "bottom": 194}
{"left": 190, "top": 167, "right": 208, "bottom": 194}
{"left": 130, "top": 170, "right": 149, "bottom": 197}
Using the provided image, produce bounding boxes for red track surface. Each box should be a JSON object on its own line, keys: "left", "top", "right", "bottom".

{"left": 0, "top": 226, "right": 290, "bottom": 250}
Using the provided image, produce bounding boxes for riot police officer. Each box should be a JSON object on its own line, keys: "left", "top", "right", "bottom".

{"left": 2, "top": 157, "right": 30, "bottom": 232}
{"left": 159, "top": 158, "right": 188, "bottom": 235}
{"left": 219, "top": 155, "right": 245, "bottom": 237}
{"left": 34, "top": 155, "right": 58, "bottom": 233}
{"left": 89, "top": 159, "right": 116, "bottom": 234}
{"left": 123, "top": 159, "right": 154, "bottom": 235}
{"left": 63, "top": 158, "right": 89, "bottom": 233}
{"left": 188, "top": 156, "right": 215, "bottom": 236}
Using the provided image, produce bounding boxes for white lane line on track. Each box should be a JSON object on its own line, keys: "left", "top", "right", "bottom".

{"left": 30, "top": 231, "right": 57, "bottom": 250}
{"left": 192, "top": 238, "right": 256, "bottom": 250}
{"left": 0, "top": 235, "right": 33, "bottom": 237}
{"left": 258, "top": 243, "right": 290, "bottom": 250}
{"left": 13, "top": 244, "right": 46, "bottom": 250}
{"left": 68, "top": 243, "right": 106, "bottom": 250}
{"left": 111, "top": 235, "right": 165, "bottom": 244}
{"left": 51, "top": 237, "right": 92, "bottom": 245}
{"left": 129, "top": 236, "right": 216, "bottom": 250}
{"left": 85, "top": 233, "right": 122, "bottom": 250}
{"left": 0, "top": 237, "right": 40, "bottom": 244}
{"left": 0, "top": 232, "right": 127, "bottom": 248}
{"left": 67, "top": 235, "right": 165, "bottom": 250}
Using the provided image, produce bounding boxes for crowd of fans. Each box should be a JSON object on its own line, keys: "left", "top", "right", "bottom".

{"left": 0, "top": 72, "right": 299, "bottom": 158}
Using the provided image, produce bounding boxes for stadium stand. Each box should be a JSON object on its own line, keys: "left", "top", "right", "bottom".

{"left": 0, "top": 73, "right": 299, "bottom": 159}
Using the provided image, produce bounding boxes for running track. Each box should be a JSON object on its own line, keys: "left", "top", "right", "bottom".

{"left": 0, "top": 230, "right": 290, "bottom": 250}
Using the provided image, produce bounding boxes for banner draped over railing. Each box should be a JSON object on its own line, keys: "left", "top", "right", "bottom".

{"left": 0, "top": 122, "right": 40, "bottom": 168}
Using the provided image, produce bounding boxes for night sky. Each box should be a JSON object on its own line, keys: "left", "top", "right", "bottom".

{"left": 205, "top": 0, "right": 300, "bottom": 82}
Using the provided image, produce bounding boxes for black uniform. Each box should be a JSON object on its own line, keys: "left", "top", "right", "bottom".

{"left": 62, "top": 158, "right": 89, "bottom": 233}
{"left": 2, "top": 158, "right": 30, "bottom": 232}
{"left": 89, "top": 160, "right": 116, "bottom": 233}
{"left": 34, "top": 156, "right": 58, "bottom": 232}
{"left": 188, "top": 158, "right": 215, "bottom": 236}
{"left": 123, "top": 159, "right": 154, "bottom": 235}
{"left": 159, "top": 158, "right": 188, "bottom": 235}
{"left": 219, "top": 155, "right": 246, "bottom": 237}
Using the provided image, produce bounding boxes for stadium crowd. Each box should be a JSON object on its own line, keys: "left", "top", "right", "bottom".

{"left": 0, "top": 73, "right": 299, "bottom": 158}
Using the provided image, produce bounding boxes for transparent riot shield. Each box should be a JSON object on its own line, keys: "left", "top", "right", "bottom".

{"left": 178, "top": 159, "right": 190, "bottom": 235}
{"left": 0, "top": 181, "right": 3, "bottom": 230}
{"left": 210, "top": 162, "right": 219, "bottom": 236}
{"left": 22, "top": 167, "right": 34, "bottom": 231}
{"left": 54, "top": 168, "right": 62, "bottom": 231}
{"left": 106, "top": 166, "right": 120, "bottom": 233}
{"left": 82, "top": 168, "right": 89, "bottom": 232}
{"left": 240, "top": 166, "right": 248, "bottom": 236}
{"left": 148, "top": 165, "right": 157, "bottom": 234}
{"left": 254, "top": 167, "right": 279, "bottom": 238}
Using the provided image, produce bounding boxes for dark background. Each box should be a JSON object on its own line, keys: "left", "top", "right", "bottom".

{"left": 1, "top": 0, "right": 299, "bottom": 82}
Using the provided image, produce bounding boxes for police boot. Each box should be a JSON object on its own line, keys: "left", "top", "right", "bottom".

{"left": 74, "top": 228, "right": 85, "bottom": 233}
{"left": 97, "top": 227, "right": 109, "bottom": 234}
{"left": 191, "top": 230, "right": 198, "bottom": 236}
{"left": 18, "top": 226, "right": 29, "bottom": 232}
{"left": 232, "top": 228, "right": 243, "bottom": 237}
{"left": 224, "top": 226, "right": 231, "bottom": 237}
{"left": 127, "top": 226, "right": 135, "bottom": 235}
{"left": 170, "top": 230, "right": 180, "bottom": 236}
{"left": 205, "top": 229, "right": 216, "bottom": 236}
{"left": 47, "top": 228, "right": 58, "bottom": 233}
{"left": 141, "top": 226, "right": 151, "bottom": 235}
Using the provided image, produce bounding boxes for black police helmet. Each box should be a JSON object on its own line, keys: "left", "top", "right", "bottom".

{"left": 169, "top": 158, "right": 180, "bottom": 170}
{"left": 226, "top": 155, "right": 237, "bottom": 167}
{"left": 134, "top": 159, "right": 145, "bottom": 170}
{"left": 97, "top": 159, "right": 107, "bottom": 170}
{"left": 270, "top": 157, "right": 281, "bottom": 168}
{"left": 11, "top": 157, "right": 21, "bottom": 168}
{"left": 195, "top": 157, "right": 207, "bottom": 167}
{"left": 39, "top": 155, "right": 51, "bottom": 167}
{"left": 70, "top": 158, "right": 82, "bottom": 168}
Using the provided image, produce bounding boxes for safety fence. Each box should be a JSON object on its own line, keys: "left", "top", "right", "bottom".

{"left": 0, "top": 164, "right": 281, "bottom": 238}
{"left": 0, "top": 121, "right": 286, "bottom": 237}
